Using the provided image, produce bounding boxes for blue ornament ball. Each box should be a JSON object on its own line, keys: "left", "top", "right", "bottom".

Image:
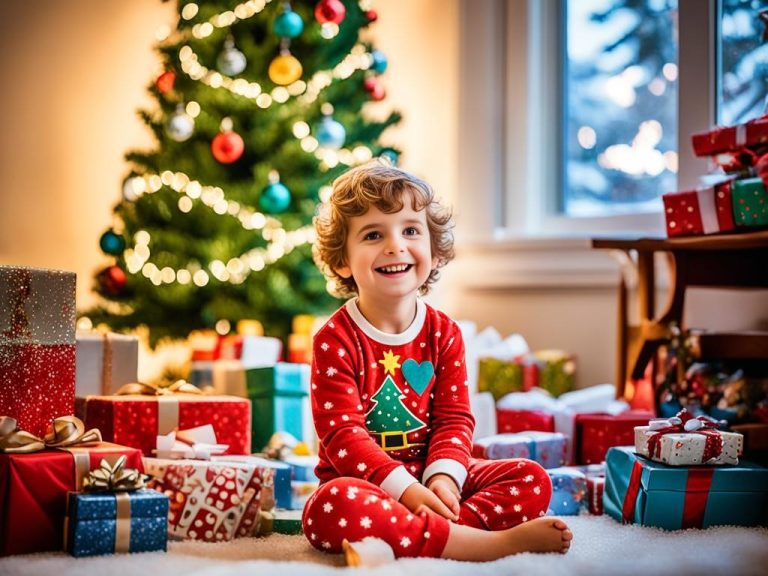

{"left": 379, "top": 149, "right": 399, "bottom": 165}
{"left": 259, "top": 181, "right": 292, "bottom": 213}
{"left": 99, "top": 229, "right": 126, "bottom": 255}
{"left": 316, "top": 116, "right": 346, "bottom": 150}
{"left": 273, "top": 9, "right": 304, "bottom": 38}
{"left": 370, "top": 50, "right": 388, "bottom": 74}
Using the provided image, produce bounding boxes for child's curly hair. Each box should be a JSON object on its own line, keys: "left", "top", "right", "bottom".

{"left": 313, "top": 161, "right": 455, "bottom": 298}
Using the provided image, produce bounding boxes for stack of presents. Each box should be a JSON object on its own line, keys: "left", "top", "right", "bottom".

{"left": 662, "top": 113, "right": 768, "bottom": 236}
{"left": 464, "top": 320, "right": 768, "bottom": 528}
{"left": 2, "top": 263, "right": 767, "bottom": 560}
{"left": 1, "top": 264, "right": 316, "bottom": 558}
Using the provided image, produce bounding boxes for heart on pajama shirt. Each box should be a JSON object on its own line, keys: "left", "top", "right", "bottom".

{"left": 401, "top": 359, "right": 434, "bottom": 395}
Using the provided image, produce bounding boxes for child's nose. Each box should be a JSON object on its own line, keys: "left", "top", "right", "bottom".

{"left": 384, "top": 238, "right": 405, "bottom": 254}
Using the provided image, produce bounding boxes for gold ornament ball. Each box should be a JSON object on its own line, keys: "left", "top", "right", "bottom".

{"left": 268, "top": 54, "right": 303, "bottom": 85}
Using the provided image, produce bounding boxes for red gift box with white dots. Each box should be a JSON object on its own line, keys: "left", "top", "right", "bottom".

{"left": 84, "top": 395, "right": 250, "bottom": 456}
{"left": 143, "top": 457, "right": 273, "bottom": 541}
{"left": 662, "top": 183, "right": 735, "bottom": 238}
{"left": 496, "top": 409, "right": 555, "bottom": 433}
{"left": 0, "top": 265, "right": 76, "bottom": 437}
{"left": 691, "top": 115, "right": 768, "bottom": 156}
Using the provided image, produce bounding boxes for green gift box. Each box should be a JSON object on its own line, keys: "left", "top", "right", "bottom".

{"left": 246, "top": 362, "right": 310, "bottom": 452}
{"left": 534, "top": 350, "right": 576, "bottom": 398}
{"left": 731, "top": 177, "right": 768, "bottom": 227}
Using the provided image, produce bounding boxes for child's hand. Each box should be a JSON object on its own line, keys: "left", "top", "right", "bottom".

{"left": 425, "top": 473, "right": 461, "bottom": 519}
{"left": 399, "top": 482, "right": 458, "bottom": 521}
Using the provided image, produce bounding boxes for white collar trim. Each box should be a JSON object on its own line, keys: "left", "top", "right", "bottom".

{"left": 344, "top": 298, "right": 426, "bottom": 345}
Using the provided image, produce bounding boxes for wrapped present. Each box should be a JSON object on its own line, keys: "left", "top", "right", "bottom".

{"left": 472, "top": 431, "right": 567, "bottom": 469}
{"left": 662, "top": 183, "right": 736, "bottom": 237}
{"left": 84, "top": 382, "right": 250, "bottom": 456}
{"left": 547, "top": 467, "right": 586, "bottom": 515}
{"left": 65, "top": 457, "right": 167, "bottom": 557}
{"left": 75, "top": 332, "right": 139, "bottom": 396}
{"left": 497, "top": 409, "right": 555, "bottom": 434}
{"left": 66, "top": 489, "right": 168, "bottom": 556}
{"left": 246, "top": 363, "right": 310, "bottom": 452}
{"left": 634, "top": 411, "right": 743, "bottom": 466}
{"left": 0, "top": 265, "right": 76, "bottom": 437}
{"left": 291, "top": 480, "right": 319, "bottom": 510}
{"left": 212, "top": 454, "right": 291, "bottom": 510}
{"left": 287, "top": 333, "right": 312, "bottom": 364}
{"left": 469, "top": 392, "right": 497, "bottom": 440}
{"left": 143, "top": 456, "right": 274, "bottom": 541}
{"left": 188, "top": 360, "right": 214, "bottom": 389}
{"left": 533, "top": 350, "right": 576, "bottom": 397}
{"left": 282, "top": 454, "right": 319, "bottom": 482}
{"left": 587, "top": 475, "right": 605, "bottom": 516}
{"left": 0, "top": 416, "right": 143, "bottom": 556}
{"left": 477, "top": 357, "right": 538, "bottom": 401}
{"left": 573, "top": 410, "right": 654, "bottom": 465}
{"left": 259, "top": 508, "right": 304, "bottom": 535}
{"left": 691, "top": 115, "right": 768, "bottom": 157}
{"left": 731, "top": 177, "right": 768, "bottom": 227}
{"left": 604, "top": 446, "right": 768, "bottom": 530}
{"left": 241, "top": 336, "right": 283, "bottom": 368}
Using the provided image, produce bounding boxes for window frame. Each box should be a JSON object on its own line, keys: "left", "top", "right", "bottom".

{"left": 454, "top": 0, "right": 717, "bottom": 288}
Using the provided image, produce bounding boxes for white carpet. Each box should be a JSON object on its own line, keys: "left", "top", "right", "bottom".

{"left": 2, "top": 516, "right": 768, "bottom": 576}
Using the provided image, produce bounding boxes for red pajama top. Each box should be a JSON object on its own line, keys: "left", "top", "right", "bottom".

{"left": 311, "top": 299, "right": 475, "bottom": 501}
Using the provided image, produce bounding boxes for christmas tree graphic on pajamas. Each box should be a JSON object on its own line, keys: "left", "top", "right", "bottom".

{"left": 366, "top": 374, "right": 425, "bottom": 450}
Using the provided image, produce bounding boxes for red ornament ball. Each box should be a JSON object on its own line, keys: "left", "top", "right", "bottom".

{"left": 211, "top": 130, "right": 245, "bottom": 164}
{"left": 362, "top": 77, "right": 378, "bottom": 93}
{"left": 369, "top": 83, "right": 386, "bottom": 101}
{"left": 315, "top": 0, "right": 346, "bottom": 24}
{"left": 365, "top": 10, "right": 378, "bottom": 23}
{"left": 98, "top": 265, "right": 127, "bottom": 296}
{"left": 155, "top": 70, "right": 176, "bottom": 94}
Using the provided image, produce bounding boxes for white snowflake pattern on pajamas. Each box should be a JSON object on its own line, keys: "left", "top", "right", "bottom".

{"left": 324, "top": 401, "right": 334, "bottom": 409}
{"left": 337, "top": 449, "right": 347, "bottom": 458}
{"left": 326, "top": 367, "right": 337, "bottom": 377}
{"left": 330, "top": 487, "right": 339, "bottom": 495}
{"left": 360, "top": 516, "right": 372, "bottom": 528}
{"left": 400, "top": 537, "right": 411, "bottom": 548}
{"left": 323, "top": 502, "right": 334, "bottom": 513}
{"left": 357, "top": 462, "right": 367, "bottom": 472}
{"left": 339, "top": 518, "right": 347, "bottom": 527}
{"left": 494, "top": 505, "right": 503, "bottom": 514}
{"left": 321, "top": 342, "right": 329, "bottom": 351}
{"left": 338, "top": 349, "right": 345, "bottom": 357}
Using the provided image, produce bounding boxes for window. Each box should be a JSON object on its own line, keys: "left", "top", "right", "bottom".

{"left": 455, "top": 0, "right": 768, "bottom": 287}
{"left": 564, "top": 0, "right": 678, "bottom": 218}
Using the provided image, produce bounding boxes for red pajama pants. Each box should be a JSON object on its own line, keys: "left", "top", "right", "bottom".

{"left": 301, "top": 457, "right": 552, "bottom": 558}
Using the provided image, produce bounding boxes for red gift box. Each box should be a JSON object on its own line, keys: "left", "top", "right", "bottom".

{"left": 691, "top": 115, "right": 768, "bottom": 157}
{"left": 84, "top": 393, "right": 251, "bottom": 456}
{"left": 662, "top": 182, "right": 735, "bottom": 238}
{"left": 143, "top": 457, "right": 273, "bottom": 541}
{"left": 497, "top": 409, "right": 555, "bottom": 433}
{"left": 0, "top": 266, "right": 76, "bottom": 437}
{"left": 0, "top": 442, "right": 143, "bottom": 556}
{"left": 573, "top": 411, "right": 654, "bottom": 465}
{"left": 587, "top": 475, "right": 605, "bottom": 515}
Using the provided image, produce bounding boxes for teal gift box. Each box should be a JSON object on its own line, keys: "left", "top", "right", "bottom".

{"left": 604, "top": 446, "right": 768, "bottom": 530}
{"left": 246, "top": 362, "right": 310, "bottom": 452}
{"left": 65, "top": 488, "right": 168, "bottom": 557}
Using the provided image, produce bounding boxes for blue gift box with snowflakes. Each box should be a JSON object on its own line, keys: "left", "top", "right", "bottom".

{"left": 547, "top": 467, "right": 587, "bottom": 515}
{"left": 246, "top": 362, "right": 310, "bottom": 452}
{"left": 604, "top": 446, "right": 768, "bottom": 530}
{"left": 472, "top": 431, "right": 568, "bottom": 469}
{"left": 65, "top": 488, "right": 168, "bottom": 557}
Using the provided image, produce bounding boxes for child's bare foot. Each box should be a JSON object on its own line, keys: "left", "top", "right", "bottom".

{"left": 441, "top": 515, "right": 573, "bottom": 561}
{"left": 500, "top": 517, "right": 573, "bottom": 556}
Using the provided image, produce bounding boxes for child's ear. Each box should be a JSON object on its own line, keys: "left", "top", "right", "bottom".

{"left": 335, "top": 264, "right": 352, "bottom": 279}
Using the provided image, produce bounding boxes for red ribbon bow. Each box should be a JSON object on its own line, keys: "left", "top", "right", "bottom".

{"left": 646, "top": 409, "right": 724, "bottom": 464}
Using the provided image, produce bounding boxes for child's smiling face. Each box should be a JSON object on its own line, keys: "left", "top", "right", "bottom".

{"left": 335, "top": 188, "right": 437, "bottom": 303}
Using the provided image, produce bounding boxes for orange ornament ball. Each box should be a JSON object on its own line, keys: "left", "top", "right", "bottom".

{"left": 268, "top": 53, "right": 303, "bottom": 85}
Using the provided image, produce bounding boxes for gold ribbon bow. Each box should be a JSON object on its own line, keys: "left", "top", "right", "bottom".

{"left": 115, "top": 380, "right": 202, "bottom": 396}
{"left": 0, "top": 415, "right": 101, "bottom": 453}
{"left": 82, "top": 455, "right": 147, "bottom": 492}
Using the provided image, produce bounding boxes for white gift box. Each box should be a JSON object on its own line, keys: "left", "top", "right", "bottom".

{"left": 75, "top": 331, "right": 138, "bottom": 396}
{"left": 634, "top": 426, "right": 743, "bottom": 465}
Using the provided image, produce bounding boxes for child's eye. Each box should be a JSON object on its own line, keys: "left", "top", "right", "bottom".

{"left": 363, "top": 231, "right": 381, "bottom": 241}
{"left": 403, "top": 227, "right": 419, "bottom": 236}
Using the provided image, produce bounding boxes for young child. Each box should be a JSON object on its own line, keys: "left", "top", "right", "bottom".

{"left": 303, "top": 161, "right": 572, "bottom": 561}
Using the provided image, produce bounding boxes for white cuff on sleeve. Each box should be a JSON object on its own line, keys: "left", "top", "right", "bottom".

{"left": 380, "top": 465, "right": 419, "bottom": 501}
{"left": 422, "top": 459, "right": 468, "bottom": 491}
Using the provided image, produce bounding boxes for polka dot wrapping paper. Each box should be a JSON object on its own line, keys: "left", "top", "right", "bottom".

{"left": 691, "top": 115, "right": 768, "bottom": 157}
{"left": 662, "top": 183, "right": 735, "bottom": 238}
{"left": 0, "top": 265, "right": 76, "bottom": 437}
{"left": 731, "top": 177, "right": 768, "bottom": 227}
{"left": 634, "top": 426, "right": 744, "bottom": 466}
{"left": 142, "top": 457, "right": 274, "bottom": 542}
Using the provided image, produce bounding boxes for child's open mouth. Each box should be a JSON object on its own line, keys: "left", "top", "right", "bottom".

{"left": 376, "top": 264, "right": 412, "bottom": 274}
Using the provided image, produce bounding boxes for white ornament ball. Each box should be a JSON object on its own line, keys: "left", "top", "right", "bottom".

{"left": 165, "top": 111, "right": 195, "bottom": 142}
{"left": 217, "top": 46, "right": 247, "bottom": 76}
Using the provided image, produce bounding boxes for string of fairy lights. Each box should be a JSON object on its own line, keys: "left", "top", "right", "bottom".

{"left": 111, "top": 0, "right": 384, "bottom": 290}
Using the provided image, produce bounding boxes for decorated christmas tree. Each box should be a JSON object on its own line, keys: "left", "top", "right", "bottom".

{"left": 86, "top": 0, "right": 400, "bottom": 346}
